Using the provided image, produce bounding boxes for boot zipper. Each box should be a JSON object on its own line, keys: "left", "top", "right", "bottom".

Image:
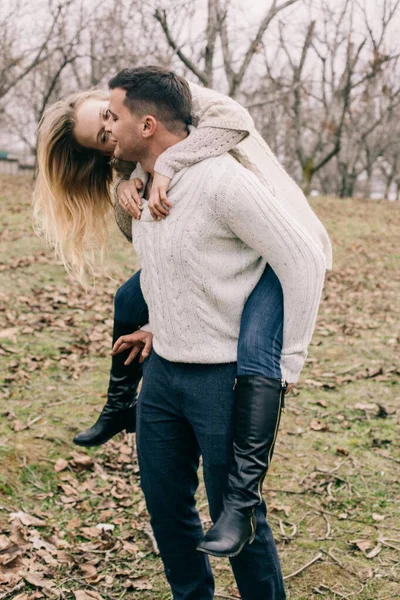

{"left": 281, "top": 379, "right": 287, "bottom": 413}
{"left": 233, "top": 377, "right": 237, "bottom": 390}
{"left": 257, "top": 381, "right": 285, "bottom": 504}
{"left": 250, "top": 509, "right": 256, "bottom": 536}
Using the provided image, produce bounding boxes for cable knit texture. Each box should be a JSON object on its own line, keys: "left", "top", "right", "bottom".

{"left": 114, "top": 81, "right": 332, "bottom": 269}
{"left": 155, "top": 127, "right": 246, "bottom": 179}
{"left": 131, "top": 156, "right": 326, "bottom": 383}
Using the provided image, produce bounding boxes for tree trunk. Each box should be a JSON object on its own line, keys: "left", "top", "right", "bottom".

{"left": 396, "top": 181, "right": 400, "bottom": 201}
{"left": 301, "top": 158, "right": 313, "bottom": 196}
{"left": 383, "top": 172, "right": 394, "bottom": 200}
{"left": 364, "top": 166, "right": 373, "bottom": 199}
{"left": 339, "top": 169, "right": 357, "bottom": 198}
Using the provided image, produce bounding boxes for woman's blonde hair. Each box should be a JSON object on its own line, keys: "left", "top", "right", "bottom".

{"left": 33, "top": 90, "right": 114, "bottom": 285}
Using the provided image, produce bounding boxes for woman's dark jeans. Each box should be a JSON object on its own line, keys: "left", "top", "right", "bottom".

{"left": 115, "top": 264, "right": 283, "bottom": 379}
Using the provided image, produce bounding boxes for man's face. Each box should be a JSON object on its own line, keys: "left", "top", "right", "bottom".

{"left": 106, "top": 88, "right": 146, "bottom": 162}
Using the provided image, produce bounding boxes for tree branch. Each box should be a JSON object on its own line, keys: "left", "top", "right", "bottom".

{"left": 0, "top": 1, "right": 68, "bottom": 99}
{"left": 229, "top": 0, "right": 302, "bottom": 97}
{"left": 154, "top": 8, "right": 208, "bottom": 85}
{"left": 204, "top": 0, "right": 220, "bottom": 86}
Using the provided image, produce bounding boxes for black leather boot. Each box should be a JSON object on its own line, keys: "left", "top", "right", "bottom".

{"left": 197, "top": 375, "right": 286, "bottom": 557}
{"left": 73, "top": 320, "right": 142, "bottom": 447}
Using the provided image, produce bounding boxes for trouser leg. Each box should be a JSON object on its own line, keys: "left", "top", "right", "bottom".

{"left": 181, "top": 362, "right": 286, "bottom": 599}
{"left": 136, "top": 352, "right": 214, "bottom": 600}
{"left": 197, "top": 264, "right": 287, "bottom": 563}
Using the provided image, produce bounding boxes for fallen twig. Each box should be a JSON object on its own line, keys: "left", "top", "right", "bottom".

{"left": 283, "top": 552, "right": 323, "bottom": 580}
{"left": 319, "top": 548, "right": 345, "bottom": 569}
{"left": 278, "top": 518, "right": 297, "bottom": 539}
{"left": 336, "top": 362, "right": 362, "bottom": 375}
{"left": 214, "top": 594, "right": 241, "bottom": 600}
{"left": 316, "top": 513, "right": 332, "bottom": 540}
{"left": 141, "top": 524, "right": 160, "bottom": 554}
{"left": 374, "top": 450, "right": 400, "bottom": 465}
{"left": 27, "top": 414, "right": 43, "bottom": 428}
{"left": 266, "top": 488, "right": 305, "bottom": 495}
{"left": 298, "top": 500, "right": 375, "bottom": 526}
{"left": 47, "top": 399, "right": 71, "bottom": 408}
{"left": 379, "top": 538, "right": 400, "bottom": 552}
{"left": 314, "top": 584, "right": 351, "bottom": 599}
{"left": 315, "top": 457, "right": 350, "bottom": 474}
{"left": 0, "top": 582, "right": 25, "bottom": 600}
{"left": 319, "top": 548, "right": 363, "bottom": 581}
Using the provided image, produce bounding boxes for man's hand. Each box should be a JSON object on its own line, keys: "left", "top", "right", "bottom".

{"left": 117, "top": 179, "right": 143, "bottom": 220}
{"left": 111, "top": 330, "right": 153, "bottom": 365}
{"left": 148, "top": 173, "right": 172, "bottom": 220}
{"left": 285, "top": 383, "right": 295, "bottom": 395}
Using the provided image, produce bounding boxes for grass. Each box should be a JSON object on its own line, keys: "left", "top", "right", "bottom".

{"left": 0, "top": 174, "right": 399, "bottom": 600}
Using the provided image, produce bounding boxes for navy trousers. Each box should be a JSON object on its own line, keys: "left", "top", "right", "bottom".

{"left": 136, "top": 352, "right": 286, "bottom": 600}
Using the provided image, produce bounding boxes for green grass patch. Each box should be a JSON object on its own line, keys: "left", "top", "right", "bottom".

{"left": 0, "top": 177, "right": 399, "bottom": 599}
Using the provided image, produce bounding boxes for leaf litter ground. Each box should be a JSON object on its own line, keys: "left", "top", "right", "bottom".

{"left": 0, "top": 175, "right": 399, "bottom": 600}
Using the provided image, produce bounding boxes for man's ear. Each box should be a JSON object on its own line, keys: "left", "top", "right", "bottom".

{"left": 142, "top": 115, "right": 157, "bottom": 138}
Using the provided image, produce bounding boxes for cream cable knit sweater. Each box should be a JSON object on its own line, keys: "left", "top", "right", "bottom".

{"left": 154, "top": 82, "right": 332, "bottom": 269}
{"left": 115, "top": 83, "right": 332, "bottom": 271}
{"left": 131, "top": 156, "right": 326, "bottom": 383}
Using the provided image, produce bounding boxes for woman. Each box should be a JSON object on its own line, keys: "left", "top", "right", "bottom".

{"left": 33, "top": 77, "right": 331, "bottom": 557}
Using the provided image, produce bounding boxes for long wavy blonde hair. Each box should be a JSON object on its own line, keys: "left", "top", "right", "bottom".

{"left": 32, "top": 90, "right": 114, "bottom": 285}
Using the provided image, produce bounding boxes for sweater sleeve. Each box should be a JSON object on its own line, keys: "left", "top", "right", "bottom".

{"left": 188, "top": 82, "right": 255, "bottom": 132}
{"left": 155, "top": 127, "right": 246, "bottom": 179}
{"left": 154, "top": 81, "right": 254, "bottom": 178}
{"left": 220, "top": 168, "right": 326, "bottom": 383}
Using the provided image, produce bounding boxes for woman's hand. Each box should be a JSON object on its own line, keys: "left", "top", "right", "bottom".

{"left": 111, "top": 330, "right": 153, "bottom": 365}
{"left": 117, "top": 179, "right": 144, "bottom": 220}
{"left": 148, "top": 173, "right": 172, "bottom": 220}
{"left": 285, "top": 383, "right": 295, "bottom": 395}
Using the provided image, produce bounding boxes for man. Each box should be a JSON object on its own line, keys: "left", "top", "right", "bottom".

{"left": 106, "top": 66, "right": 326, "bottom": 600}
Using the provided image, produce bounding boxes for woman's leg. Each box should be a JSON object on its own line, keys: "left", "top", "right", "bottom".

{"left": 198, "top": 265, "right": 287, "bottom": 567}
{"left": 73, "top": 270, "right": 149, "bottom": 447}
{"left": 237, "top": 263, "right": 283, "bottom": 380}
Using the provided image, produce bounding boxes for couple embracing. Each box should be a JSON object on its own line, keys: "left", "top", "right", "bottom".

{"left": 34, "top": 65, "right": 331, "bottom": 600}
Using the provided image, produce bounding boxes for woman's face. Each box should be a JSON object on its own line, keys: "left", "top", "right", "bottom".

{"left": 74, "top": 99, "right": 116, "bottom": 155}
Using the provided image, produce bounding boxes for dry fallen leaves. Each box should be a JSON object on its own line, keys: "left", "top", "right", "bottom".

{"left": 74, "top": 591, "right": 104, "bottom": 600}
{"left": 71, "top": 454, "right": 94, "bottom": 470}
{"left": 22, "top": 571, "right": 61, "bottom": 597}
{"left": 9, "top": 512, "right": 47, "bottom": 528}
{"left": 353, "top": 539, "right": 375, "bottom": 553}
{"left": 54, "top": 458, "right": 69, "bottom": 472}
{"left": 371, "top": 513, "right": 386, "bottom": 522}
{"left": 124, "top": 576, "right": 153, "bottom": 590}
{"left": 310, "top": 419, "right": 329, "bottom": 432}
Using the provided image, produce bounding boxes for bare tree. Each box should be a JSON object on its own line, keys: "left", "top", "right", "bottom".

{"left": 0, "top": 0, "right": 170, "bottom": 154}
{"left": 268, "top": 0, "right": 400, "bottom": 194}
{"left": 0, "top": 1, "right": 74, "bottom": 100}
{"left": 1, "top": 0, "right": 400, "bottom": 199}
{"left": 154, "top": 0, "right": 302, "bottom": 96}
{"left": 379, "top": 141, "right": 400, "bottom": 200}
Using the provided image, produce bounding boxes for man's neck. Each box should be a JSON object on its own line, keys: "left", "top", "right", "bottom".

{"left": 140, "top": 129, "right": 188, "bottom": 176}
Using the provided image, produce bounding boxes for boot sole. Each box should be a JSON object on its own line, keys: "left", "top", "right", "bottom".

{"left": 196, "top": 532, "right": 255, "bottom": 558}
{"left": 72, "top": 428, "right": 133, "bottom": 447}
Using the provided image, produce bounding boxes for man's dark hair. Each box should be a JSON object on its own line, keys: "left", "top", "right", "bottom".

{"left": 108, "top": 66, "right": 192, "bottom": 133}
